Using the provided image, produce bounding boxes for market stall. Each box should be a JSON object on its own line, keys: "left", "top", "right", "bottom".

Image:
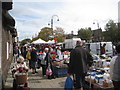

{"left": 37, "top": 50, "right": 70, "bottom": 77}
{"left": 85, "top": 54, "right": 114, "bottom": 89}
{"left": 51, "top": 51, "right": 70, "bottom": 77}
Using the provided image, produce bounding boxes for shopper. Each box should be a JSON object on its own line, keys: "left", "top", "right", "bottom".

{"left": 26, "top": 47, "right": 32, "bottom": 69}
{"left": 30, "top": 47, "right": 38, "bottom": 74}
{"left": 41, "top": 48, "right": 48, "bottom": 77}
{"left": 68, "top": 40, "right": 93, "bottom": 90}
{"left": 41, "top": 48, "right": 55, "bottom": 79}
{"left": 13, "top": 45, "right": 19, "bottom": 63}
{"left": 110, "top": 44, "right": 120, "bottom": 90}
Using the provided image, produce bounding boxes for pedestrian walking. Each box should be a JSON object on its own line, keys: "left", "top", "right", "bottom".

{"left": 26, "top": 47, "right": 32, "bottom": 69}
{"left": 30, "top": 47, "right": 38, "bottom": 74}
{"left": 110, "top": 44, "right": 120, "bottom": 90}
{"left": 41, "top": 48, "right": 55, "bottom": 79}
{"left": 68, "top": 40, "right": 93, "bottom": 90}
{"left": 13, "top": 45, "right": 20, "bottom": 63}
{"left": 40, "top": 48, "right": 48, "bottom": 77}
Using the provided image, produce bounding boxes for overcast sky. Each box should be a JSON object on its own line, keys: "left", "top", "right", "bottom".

{"left": 9, "top": 0, "right": 119, "bottom": 41}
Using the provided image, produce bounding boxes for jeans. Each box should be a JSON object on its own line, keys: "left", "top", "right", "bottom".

{"left": 41, "top": 64, "right": 47, "bottom": 76}
{"left": 73, "top": 73, "right": 86, "bottom": 89}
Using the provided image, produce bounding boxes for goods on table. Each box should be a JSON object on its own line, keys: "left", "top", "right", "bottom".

{"left": 85, "top": 55, "right": 113, "bottom": 89}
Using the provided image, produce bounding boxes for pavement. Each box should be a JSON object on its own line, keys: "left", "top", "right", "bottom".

{"left": 4, "top": 64, "right": 67, "bottom": 90}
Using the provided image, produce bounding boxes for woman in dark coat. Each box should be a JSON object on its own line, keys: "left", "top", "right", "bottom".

{"left": 43, "top": 48, "right": 55, "bottom": 79}
{"left": 31, "top": 47, "right": 38, "bottom": 74}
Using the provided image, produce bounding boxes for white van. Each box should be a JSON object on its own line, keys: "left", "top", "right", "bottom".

{"left": 63, "top": 38, "right": 81, "bottom": 49}
{"left": 85, "top": 42, "right": 113, "bottom": 56}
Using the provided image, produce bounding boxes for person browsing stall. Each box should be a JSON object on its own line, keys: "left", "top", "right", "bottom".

{"left": 68, "top": 40, "right": 93, "bottom": 90}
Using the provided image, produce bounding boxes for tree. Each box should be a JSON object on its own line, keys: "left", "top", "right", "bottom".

{"left": 20, "top": 38, "right": 31, "bottom": 45}
{"left": 65, "top": 34, "right": 73, "bottom": 39}
{"left": 31, "top": 36, "right": 39, "bottom": 42}
{"left": 54, "top": 27, "right": 65, "bottom": 42}
{"left": 38, "top": 27, "right": 53, "bottom": 42}
{"left": 103, "top": 20, "right": 119, "bottom": 42}
{"left": 78, "top": 27, "right": 92, "bottom": 42}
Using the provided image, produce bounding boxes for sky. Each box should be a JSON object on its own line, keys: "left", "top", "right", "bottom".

{"left": 9, "top": 0, "right": 119, "bottom": 41}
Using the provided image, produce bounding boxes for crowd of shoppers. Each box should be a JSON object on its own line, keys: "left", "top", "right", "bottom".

{"left": 12, "top": 41, "right": 120, "bottom": 90}
{"left": 12, "top": 43, "right": 60, "bottom": 79}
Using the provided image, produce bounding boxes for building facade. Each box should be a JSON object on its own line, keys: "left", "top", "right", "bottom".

{"left": 92, "top": 29, "right": 102, "bottom": 42}
{"left": 0, "top": 1, "right": 17, "bottom": 89}
{"left": 0, "top": 1, "right": 2, "bottom": 89}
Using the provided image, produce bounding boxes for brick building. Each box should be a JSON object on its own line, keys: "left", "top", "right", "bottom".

{"left": 92, "top": 28, "right": 102, "bottom": 42}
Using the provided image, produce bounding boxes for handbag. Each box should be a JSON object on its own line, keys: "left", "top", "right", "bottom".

{"left": 46, "top": 64, "right": 52, "bottom": 76}
{"left": 64, "top": 76, "right": 73, "bottom": 90}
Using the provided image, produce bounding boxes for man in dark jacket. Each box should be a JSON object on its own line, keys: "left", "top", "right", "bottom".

{"left": 31, "top": 47, "right": 38, "bottom": 74}
{"left": 68, "top": 40, "right": 93, "bottom": 90}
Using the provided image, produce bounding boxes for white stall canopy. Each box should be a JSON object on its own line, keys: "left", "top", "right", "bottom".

{"left": 32, "top": 38, "right": 47, "bottom": 44}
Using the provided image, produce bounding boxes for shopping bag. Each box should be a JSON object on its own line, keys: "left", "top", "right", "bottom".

{"left": 35, "top": 60, "right": 41, "bottom": 69}
{"left": 64, "top": 76, "right": 73, "bottom": 90}
{"left": 46, "top": 65, "right": 52, "bottom": 76}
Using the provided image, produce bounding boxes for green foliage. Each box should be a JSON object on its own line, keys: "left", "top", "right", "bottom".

{"left": 38, "top": 27, "right": 53, "bottom": 41}
{"left": 54, "top": 27, "right": 65, "bottom": 42}
{"left": 31, "top": 36, "right": 39, "bottom": 42}
{"left": 31, "top": 27, "right": 65, "bottom": 43}
{"left": 65, "top": 34, "right": 73, "bottom": 39}
{"left": 78, "top": 27, "right": 92, "bottom": 42}
{"left": 20, "top": 38, "right": 31, "bottom": 45}
{"left": 103, "top": 20, "right": 119, "bottom": 42}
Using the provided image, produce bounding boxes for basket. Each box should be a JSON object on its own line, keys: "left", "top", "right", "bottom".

{"left": 15, "top": 74, "right": 28, "bottom": 84}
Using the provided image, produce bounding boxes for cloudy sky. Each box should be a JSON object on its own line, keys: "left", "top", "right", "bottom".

{"left": 9, "top": 0, "right": 119, "bottom": 41}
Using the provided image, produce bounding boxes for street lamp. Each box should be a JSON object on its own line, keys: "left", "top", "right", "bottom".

{"left": 93, "top": 20, "right": 100, "bottom": 29}
{"left": 92, "top": 20, "right": 102, "bottom": 42}
{"left": 48, "top": 15, "right": 59, "bottom": 35}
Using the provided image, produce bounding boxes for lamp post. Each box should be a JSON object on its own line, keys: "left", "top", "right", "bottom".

{"left": 92, "top": 20, "right": 102, "bottom": 42}
{"left": 48, "top": 15, "right": 59, "bottom": 35}
{"left": 93, "top": 20, "right": 100, "bottom": 29}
